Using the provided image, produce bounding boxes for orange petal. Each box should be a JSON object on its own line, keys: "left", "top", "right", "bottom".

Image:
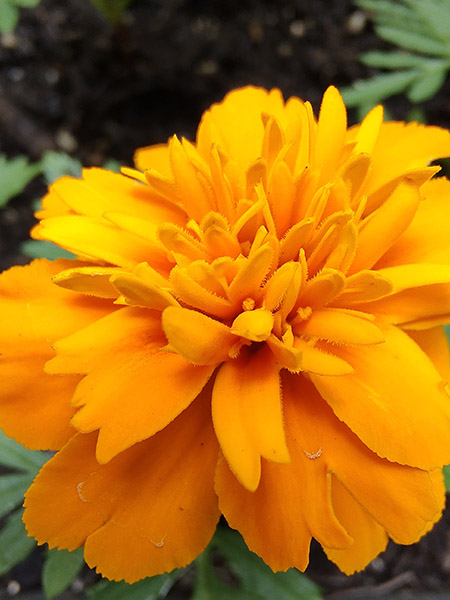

{"left": 324, "top": 476, "right": 388, "bottom": 575}
{"left": 24, "top": 395, "right": 220, "bottom": 583}
{"left": 212, "top": 347, "right": 289, "bottom": 492}
{"left": 361, "top": 121, "right": 450, "bottom": 196}
{"left": 134, "top": 143, "right": 172, "bottom": 175}
{"left": 0, "top": 259, "right": 111, "bottom": 449}
{"left": 283, "top": 375, "right": 444, "bottom": 545}
{"left": 349, "top": 179, "right": 420, "bottom": 274}
{"left": 0, "top": 349, "right": 79, "bottom": 450}
{"left": 162, "top": 306, "right": 236, "bottom": 365}
{"left": 377, "top": 177, "right": 450, "bottom": 268}
{"left": 294, "top": 308, "right": 384, "bottom": 345}
{"left": 71, "top": 347, "right": 214, "bottom": 463}
{"left": 358, "top": 282, "right": 450, "bottom": 329}
{"left": 315, "top": 86, "right": 347, "bottom": 178}
{"left": 310, "top": 326, "right": 450, "bottom": 469}
{"left": 408, "top": 327, "right": 450, "bottom": 382}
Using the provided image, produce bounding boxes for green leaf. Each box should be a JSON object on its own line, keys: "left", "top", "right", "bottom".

{"left": 214, "top": 529, "right": 322, "bottom": 600}
{"left": 0, "top": 473, "right": 34, "bottom": 520}
{"left": 192, "top": 548, "right": 254, "bottom": 600}
{"left": 356, "top": 0, "right": 432, "bottom": 36}
{"left": 361, "top": 51, "right": 431, "bottom": 69}
{"left": 376, "top": 25, "right": 450, "bottom": 57}
{"left": 20, "top": 239, "right": 76, "bottom": 260}
{"left": 0, "top": 2, "right": 19, "bottom": 34}
{"left": 0, "top": 154, "right": 41, "bottom": 208}
{"left": 340, "top": 70, "right": 418, "bottom": 106}
{"left": 87, "top": 569, "right": 185, "bottom": 600}
{"left": 407, "top": 67, "right": 448, "bottom": 102}
{"left": 40, "top": 151, "right": 83, "bottom": 185}
{"left": 13, "top": 0, "right": 41, "bottom": 7}
{"left": 42, "top": 548, "right": 85, "bottom": 599}
{"left": 0, "top": 429, "right": 49, "bottom": 472}
{"left": 443, "top": 465, "right": 450, "bottom": 492}
{"left": 0, "top": 509, "right": 36, "bottom": 576}
{"left": 401, "top": 0, "right": 450, "bottom": 43}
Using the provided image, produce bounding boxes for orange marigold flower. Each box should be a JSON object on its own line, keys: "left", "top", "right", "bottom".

{"left": 2, "top": 86, "right": 450, "bottom": 583}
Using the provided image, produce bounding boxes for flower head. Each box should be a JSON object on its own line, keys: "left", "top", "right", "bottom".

{"left": 2, "top": 86, "right": 450, "bottom": 582}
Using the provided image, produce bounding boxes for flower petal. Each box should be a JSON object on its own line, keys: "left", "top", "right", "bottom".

{"left": 212, "top": 347, "right": 289, "bottom": 492}
{"left": 162, "top": 306, "right": 236, "bottom": 365}
{"left": 311, "top": 326, "right": 450, "bottom": 469}
{"left": 408, "top": 327, "right": 450, "bottom": 382}
{"left": 71, "top": 348, "right": 214, "bottom": 464}
{"left": 24, "top": 395, "right": 220, "bottom": 583}
{"left": 324, "top": 476, "right": 388, "bottom": 575}
{"left": 0, "top": 259, "right": 111, "bottom": 449}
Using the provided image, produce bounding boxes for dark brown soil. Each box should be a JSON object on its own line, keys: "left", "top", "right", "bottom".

{"left": 1, "top": 0, "right": 450, "bottom": 598}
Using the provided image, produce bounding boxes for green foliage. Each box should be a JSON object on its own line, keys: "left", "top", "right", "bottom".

{"left": 443, "top": 465, "right": 450, "bottom": 492}
{"left": 192, "top": 528, "right": 322, "bottom": 600}
{"left": 42, "top": 548, "right": 85, "bottom": 598}
{"left": 0, "top": 0, "right": 40, "bottom": 33}
{"left": 0, "top": 155, "right": 41, "bottom": 208}
{"left": 89, "top": 0, "right": 133, "bottom": 23}
{"left": 341, "top": 0, "right": 450, "bottom": 111}
{"left": 0, "top": 431, "right": 50, "bottom": 575}
{"left": 40, "top": 150, "right": 83, "bottom": 185}
{"left": 87, "top": 569, "right": 185, "bottom": 600}
{"left": 0, "top": 510, "right": 37, "bottom": 576}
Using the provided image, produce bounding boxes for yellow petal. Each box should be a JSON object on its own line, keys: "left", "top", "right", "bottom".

{"left": 162, "top": 306, "right": 236, "bottom": 365}
{"left": 110, "top": 272, "right": 178, "bottom": 310}
{"left": 231, "top": 308, "right": 274, "bottom": 342}
{"left": 294, "top": 308, "right": 384, "bottom": 345}
{"left": 350, "top": 179, "right": 420, "bottom": 274}
{"left": 52, "top": 267, "right": 123, "bottom": 298}
{"left": 294, "top": 339, "right": 354, "bottom": 376}
{"left": 315, "top": 86, "right": 347, "bottom": 178}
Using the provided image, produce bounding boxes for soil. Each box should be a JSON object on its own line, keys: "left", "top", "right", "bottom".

{"left": 1, "top": 0, "right": 450, "bottom": 598}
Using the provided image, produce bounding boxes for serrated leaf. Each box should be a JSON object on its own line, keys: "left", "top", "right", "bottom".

{"left": 361, "top": 51, "right": 429, "bottom": 69}
{"left": 40, "top": 151, "right": 83, "bottom": 185}
{"left": 443, "top": 465, "right": 450, "bottom": 492}
{"left": 376, "top": 25, "right": 450, "bottom": 57}
{"left": 87, "top": 569, "right": 185, "bottom": 600}
{"left": 42, "top": 548, "right": 85, "bottom": 599}
{"left": 356, "top": 0, "right": 432, "bottom": 36}
{"left": 0, "top": 509, "right": 36, "bottom": 576}
{"left": 0, "top": 154, "right": 41, "bottom": 208}
{"left": 0, "top": 429, "right": 49, "bottom": 472}
{"left": 20, "top": 239, "right": 76, "bottom": 260}
{"left": 407, "top": 67, "right": 448, "bottom": 102}
{"left": 0, "top": 473, "right": 34, "bottom": 520}
{"left": 0, "top": 2, "right": 19, "bottom": 34}
{"left": 340, "top": 70, "right": 418, "bottom": 106}
{"left": 401, "top": 0, "right": 450, "bottom": 43}
{"left": 214, "top": 529, "right": 322, "bottom": 600}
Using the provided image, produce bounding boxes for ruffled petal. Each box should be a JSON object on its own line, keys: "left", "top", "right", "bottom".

{"left": 324, "top": 476, "right": 388, "bottom": 575}
{"left": 212, "top": 347, "right": 289, "bottom": 492}
{"left": 24, "top": 395, "right": 220, "bottom": 583}
{"left": 310, "top": 326, "right": 450, "bottom": 469}
{"left": 0, "top": 259, "right": 111, "bottom": 449}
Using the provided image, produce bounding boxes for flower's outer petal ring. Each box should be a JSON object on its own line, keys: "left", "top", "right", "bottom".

{"left": 0, "top": 259, "right": 112, "bottom": 449}
{"left": 311, "top": 326, "right": 450, "bottom": 470}
{"left": 24, "top": 394, "right": 220, "bottom": 583}
{"left": 324, "top": 476, "right": 388, "bottom": 575}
